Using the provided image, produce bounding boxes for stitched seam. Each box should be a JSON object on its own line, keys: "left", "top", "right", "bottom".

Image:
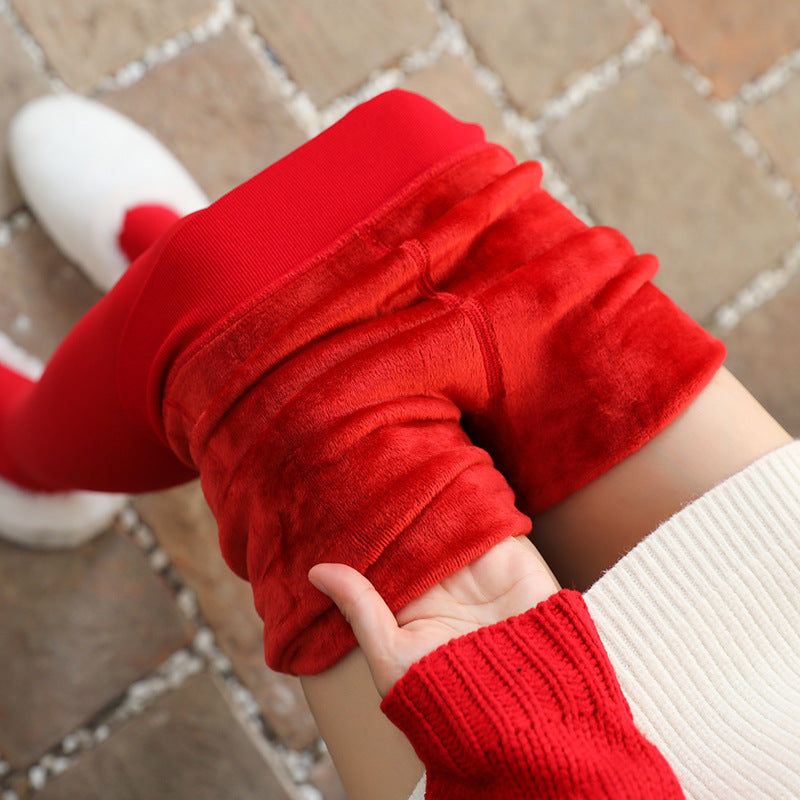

{"left": 405, "top": 238, "right": 505, "bottom": 404}
{"left": 457, "top": 298, "right": 504, "bottom": 402}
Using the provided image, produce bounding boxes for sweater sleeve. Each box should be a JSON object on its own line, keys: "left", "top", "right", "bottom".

{"left": 381, "top": 589, "right": 684, "bottom": 800}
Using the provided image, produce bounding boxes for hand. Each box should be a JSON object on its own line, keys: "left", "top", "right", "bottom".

{"left": 308, "top": 536, "right": 560, "bottom": 697}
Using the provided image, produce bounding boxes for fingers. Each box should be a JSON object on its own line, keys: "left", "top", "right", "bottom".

{"left": 309, "top": 563, "right": 399, "bottom": 669}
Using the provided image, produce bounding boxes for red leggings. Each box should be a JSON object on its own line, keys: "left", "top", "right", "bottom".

{"left": 0, "top": 91, "right": 486, "bottom": 493}
{"left": 0, "top": 90, "right": 724, "bottom": 673}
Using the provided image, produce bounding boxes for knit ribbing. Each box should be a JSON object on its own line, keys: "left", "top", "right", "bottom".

{"left": 383, "top": 590, "right": 684, "bottom": 799}
{"left": 585, "top": 440, "right": 800, "bottom": 799}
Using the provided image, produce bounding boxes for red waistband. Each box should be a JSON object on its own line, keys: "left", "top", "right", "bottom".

{"left": 209, "top": 89, "right": 488, "bottom": 281}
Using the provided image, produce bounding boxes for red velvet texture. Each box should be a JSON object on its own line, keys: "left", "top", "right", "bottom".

{"left": 382, "top": 589, "right": 685, "bottom": 799}
{"left": 162, "top": 144, "right": 725, "bottom": 675}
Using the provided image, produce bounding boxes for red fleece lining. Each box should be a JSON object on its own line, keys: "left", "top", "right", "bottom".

{"left": 156, "top": 142, "right": 509, "bottom": 446}
{"left": 114, "top": 92, "right": 490, "bottom": 442}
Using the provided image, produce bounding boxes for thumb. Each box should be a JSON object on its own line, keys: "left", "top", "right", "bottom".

{"left": 309, "top": 563, "right": 399, "bottom": 681}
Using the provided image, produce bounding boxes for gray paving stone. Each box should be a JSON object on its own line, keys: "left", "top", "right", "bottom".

{"left": 0, "top": 222, "right": 100, "bottom": 361}
{"left": 103, "top": 30, "right": 306, "bottom": 202}
{"left": 649, "top": 0, "right": 800, "bottom": 99}
{"left": 0, "top": 18, "right": 49, "bottom": 217}
{"left": 444, "top": 0, "right": 638, "bottom": 117}
{"left": 401, "top": 54, "right": 524, "bottom": 160}
{"left": 241, "top": 0, "right": 439, "bottom": 107}
{"left": 0, "top": 532, "right": 192, "bottom": 768}
{"left": 743, "top": 73, "right": 800, "bottom": 194}
{"left": 9, "top": 0, "right": 214, "bottom": 91}
{"left": 544, "top": 53, "right": 799, "bottom": 322}
{"left": 722, "top": 278, "right": 800, "bottom": 436}
{"left": 34, "top": 673, "right": 297, "bottom": 800}
{"left": 134, "top": 482, "right": 320, "bottom": 752}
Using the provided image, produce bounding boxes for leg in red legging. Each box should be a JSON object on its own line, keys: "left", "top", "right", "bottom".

{"left": 0, "top": 208, "right": 197, "bottom": 494}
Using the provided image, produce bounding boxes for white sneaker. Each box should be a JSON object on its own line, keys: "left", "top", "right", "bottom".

{"left": 0, "top": 332, "right": 127, "bottom": 549}
{"left": 9, "top": 93, "right": 208, "bottom": 292}
{"left": 0, "top": 474, "right": 127, "bottom": 549}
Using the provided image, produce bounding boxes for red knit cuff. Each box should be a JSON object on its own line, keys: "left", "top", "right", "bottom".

{"left": 381, "top": 590, "right": 684, "bottom": 800}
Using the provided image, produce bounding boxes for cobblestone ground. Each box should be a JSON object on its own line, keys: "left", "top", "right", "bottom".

{"left": 2, "top": 1, "right": 800, "bottom": 798}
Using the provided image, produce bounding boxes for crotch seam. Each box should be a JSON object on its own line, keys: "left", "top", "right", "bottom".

{"left": 401, "top": 238, "right": 505, "bottom": 405}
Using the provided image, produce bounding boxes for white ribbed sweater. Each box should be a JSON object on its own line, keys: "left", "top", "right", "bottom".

{"left": 409, "top": 441, "right": 800, "bottom": 800}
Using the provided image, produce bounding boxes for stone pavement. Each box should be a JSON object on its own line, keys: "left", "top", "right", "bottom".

{"left": 2, "top": 1, "right": 800, "bottom": 798}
